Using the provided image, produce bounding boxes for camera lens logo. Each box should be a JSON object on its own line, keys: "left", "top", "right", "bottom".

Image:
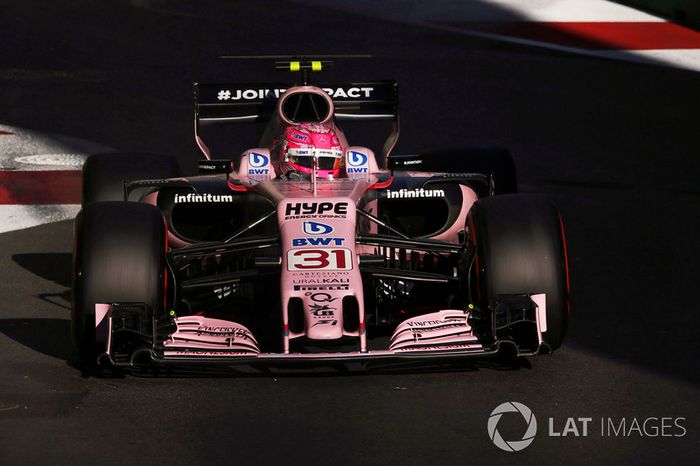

{"left": 347, "top": 151, "right": 367, "bottom": 167}
{"left": 487, "top": 402, "right": 537, "bottom": 452}
{"left": 250, "top": 153, "right": 269, "bottom": 167}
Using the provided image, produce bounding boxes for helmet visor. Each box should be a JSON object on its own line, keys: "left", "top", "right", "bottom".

{"left": 286, "top": 148, "right": 342, "bottom": 170}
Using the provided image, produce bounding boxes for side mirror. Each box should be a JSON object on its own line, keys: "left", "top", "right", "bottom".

{"left": 198, "top": 159, "right": 234, "bottom": 175}
{"left": 387, "top": 154, "right": 423, "bottom": 170}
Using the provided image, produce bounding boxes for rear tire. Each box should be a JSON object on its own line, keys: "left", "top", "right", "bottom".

{"left": 82, "top": 153, "right": 181, "bottom": 205}
{"left": 419, "top": 147, "right": 517, "bottom": 194}
{"left": 468, "top": 194, "right": 569, "bottom": 350}
{"left": 71, "top": 202, "right": 166, "bottom": 361}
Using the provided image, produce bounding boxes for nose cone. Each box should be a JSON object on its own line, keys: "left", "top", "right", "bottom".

{"left": 304, "top": 293, "right": 344, "bottom": 340}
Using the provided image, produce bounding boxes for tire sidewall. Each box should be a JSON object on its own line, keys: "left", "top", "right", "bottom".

{"left": 469, "top": 194, "right": 569, "bottom": 350}
{"left": 417, "top": 147, "right": 517, "bottom": 194}
{"left": 82, "top": 153, "right": 181, "bottom": 206}
{"left": 71, "top": 202, "right": 166, "bottom": 359}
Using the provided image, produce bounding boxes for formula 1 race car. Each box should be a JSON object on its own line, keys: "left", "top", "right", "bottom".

{"left": 71, "top": 58, "right": 570, "bottom": 368}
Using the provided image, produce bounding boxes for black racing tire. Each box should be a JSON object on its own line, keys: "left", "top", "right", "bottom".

{"left": 468, "top": 194, "right": 570, "bottom": 350}
{"left": 71, "top": 201, "right": 166, "bottom": 361}
{"left": 82, "top": 152, "right": 181, "bottom": 205}
{"left": 418, "top": 147, "right": 517, "bottom": 194}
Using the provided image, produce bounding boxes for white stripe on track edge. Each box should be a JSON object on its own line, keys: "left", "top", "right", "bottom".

{"left": 0, "top": 205, "right": 81, "bottom": 234}
{"left": 291, "top": 0, "right": 700, "bottom": 73}
{"left": 1, "top": 124, "right": 113, "bottom": 233}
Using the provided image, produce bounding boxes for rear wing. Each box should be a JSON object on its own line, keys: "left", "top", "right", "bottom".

{"left": 194, "top": 81, "right": 399, "bottom": 164}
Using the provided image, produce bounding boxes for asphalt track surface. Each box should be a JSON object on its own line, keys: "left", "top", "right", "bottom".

{"left": 1, "top": 1, "right": 700, "bottom": 465}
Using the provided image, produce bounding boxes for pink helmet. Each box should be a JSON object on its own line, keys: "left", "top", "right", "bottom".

{"left": 281, "top": 123, "right": 343, "bottom": 178}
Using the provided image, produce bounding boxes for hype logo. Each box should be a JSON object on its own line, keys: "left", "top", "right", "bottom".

{"left": 303, "top": 221, "right": 333, "bottom": 235}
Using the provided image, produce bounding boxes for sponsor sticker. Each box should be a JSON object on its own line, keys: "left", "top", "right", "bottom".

{"left": 249, "top": 152, "right": 269, "bottom": 167}
{"left": 174, "top": 193, "right": 234, "bottom": 203}
{"left": 385, "top": 188, "right": 445, "bottom": 199}
{"left": 193, "top": 325, "right": 253, "bottom": 339}
{"left": 284, "top": 201, "right": 348, "bottom": 220}
{"left": 248, "top": 152, "right": 270, "bottom": 175}
{"left": 217, "top": 88, "right": 287, "bottom": 101}
{"left": 303, "top": 221, "right": 333, "bottom": 235}
{"left": 165, "top": 350, "right": 253, "bottom": 357}
{"left": 215, "top": 87, "right": 374, "bottom": 101}
{"left": 306, "top": 292, "right": 339, "bottom": 303}
{"left": 287, "top": 248, "right": 352, "bottom": 271}
{"left": 293, "top": 285, "right": 349, "bottom": 291}
{"left": 322, "top": 87, "right": 374, "bottom": 99}
{"left": 293, "top": 279, "right": 350, "bottom": 285}
{"left": 292, "top": 237, "right": 345, "bottom": 247}
{"left": 347, "top": 151, "right": 368, "bottom": 167}
{"left": 307, "top": 294, "right": 339, "bottom": 327}
{"left": 346, "top": 150, "right": 369, "bottom": 175}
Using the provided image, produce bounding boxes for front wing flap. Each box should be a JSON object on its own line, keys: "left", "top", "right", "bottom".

{"left": 94, "top": 293, "right": 550, "bottom": 367}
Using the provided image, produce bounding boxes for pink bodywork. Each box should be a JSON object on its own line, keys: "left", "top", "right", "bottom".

{"left": 389, "top": 310, "right": 481, "bottom": 351}
{"left": 125, "top": 148, "right": 549, "bottom": 359}
{"left": 277, "top": 196, "right": 366, "bottom": 349}
{"left": 150, "top": 152, "right": 547, "bottom": 358}
{"left": 150, "top": 144, "right": 547, "bottom": 357}
{"left": 119, "top": 84, "right": 551, "bottom": 360}
{"left": 163, "top": 316, "right": 259, "bottom": 356}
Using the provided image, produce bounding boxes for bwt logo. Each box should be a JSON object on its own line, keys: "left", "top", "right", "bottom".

{"left": 347, "top": 151, "right": 368, "bottom": 167}
{"left": 346, "top": 151, "right": 368, "bottom": 174}
{"left": 303, "top": 221, "right": 333, "bottom": 235}
{"left": 248, "top": 153, "right": 270, "bottom": 175}
{"left": 292, "top": 237, "right": 345, "bottom": 246}
{"left": 487, "top": 402, "right": 537, "bottom": 452}
{"left": 249, "top": 153, "right": 269, "bottom": 167}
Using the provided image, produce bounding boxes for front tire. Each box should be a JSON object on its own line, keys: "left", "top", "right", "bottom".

{"left": 82, "top": 152, "right": 181, "bottom": 205}
{"left": 418, "top": 147, "right": 517, "bottom": 194}
{"left": 468, "top": 194, "right": 570, "bottom": 350}
{"left": 71, "top": 202, "right": 166, "bottom": 361}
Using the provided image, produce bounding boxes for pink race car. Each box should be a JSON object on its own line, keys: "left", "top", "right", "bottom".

{"left": 71, "top": 59, "right": 570, "bottom": 368}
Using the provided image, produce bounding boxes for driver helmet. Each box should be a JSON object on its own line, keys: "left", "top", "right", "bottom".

{"left": 281, "top": 123, "right": 343, "bottom": 178}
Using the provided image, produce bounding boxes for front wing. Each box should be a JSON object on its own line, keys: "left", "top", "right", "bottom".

{"left": 94, "top": 293, "right": 551, "bottom": 367}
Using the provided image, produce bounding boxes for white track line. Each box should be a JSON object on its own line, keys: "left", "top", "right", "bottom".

{"left": 0, "top": 205, "right": 81, "bottom": 234}
{"left": 302, "top": 0, "right": 664, "bottom": 22}
{"left": 0, "top": 124, "right": 110, "bottom": 171}
{"left": 292, "top": 0, "right": 700, "bottom": 72}
{"left": 1, "top": 124, "right": 114, "bottom": 233}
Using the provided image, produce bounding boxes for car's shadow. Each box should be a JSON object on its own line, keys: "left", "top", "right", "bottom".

{"left": 12, "top": 252, "right": 72, "bottom": 309}
{"left": 0, "top": 318, "right": 72, "bottom": 361}
{"left": 13, "top": 252, "right": 72, "bottom": 288}
{"left": 4, "top": 253, "right": 73, "bottom": 361}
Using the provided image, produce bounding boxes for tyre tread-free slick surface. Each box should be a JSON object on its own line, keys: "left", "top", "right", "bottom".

{"left": 82, "top": 152, "right": 181, "bottom": 205}
{"left": 469, "top": 193, "right": 569, "bottom": 349}
{"left": 71, "top": 201, "right": 166, "bottom": 359}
